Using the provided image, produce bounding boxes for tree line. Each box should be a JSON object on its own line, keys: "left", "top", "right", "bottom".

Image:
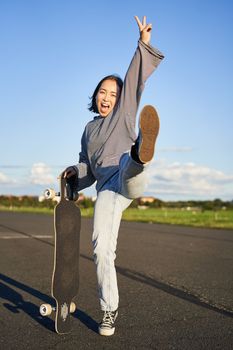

{"left": 0, "top": 195, "right": 232, "bottom": 211}
{"left": 133, "top": 198, "right": 233, "bottom": 210}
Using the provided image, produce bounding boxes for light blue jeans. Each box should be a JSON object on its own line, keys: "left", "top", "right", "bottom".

{"left": 92, "top": 153, "right": 149, "bottom": 311}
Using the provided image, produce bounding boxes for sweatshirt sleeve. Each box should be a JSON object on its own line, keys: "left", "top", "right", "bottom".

{"left": 73, "top": 131, "right": 96, "bottom": 191}
{"left": 117, "top": 40, "right": 164, "bottom": 126}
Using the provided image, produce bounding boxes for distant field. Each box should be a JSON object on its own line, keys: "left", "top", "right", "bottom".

{"left": 1, "top": 206, "right": 233, "bottom": 229}
{"left": 122, "top": 208, "right": 233, "bottom": 229}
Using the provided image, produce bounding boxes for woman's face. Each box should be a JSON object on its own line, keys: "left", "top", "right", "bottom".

{"left": 96, "top": 79, "right": 120, "bottom": 117}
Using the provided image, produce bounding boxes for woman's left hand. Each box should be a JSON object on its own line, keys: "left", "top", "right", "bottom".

{"left": 134, "top": 15, "right": 152, "bottom": 45}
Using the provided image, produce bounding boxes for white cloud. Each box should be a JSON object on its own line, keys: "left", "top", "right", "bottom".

{"left": 158, "top": 146, "right": 193, "bottom": 153}
{"left": 1, "top": 160, "right": 233, "bottom": 200}
{"left": 0, "top": 172, "right": 16, "bottom": 184}
{"left": 146, "top": 160, "right": 233, "bottom": 200}
{"left": 30, "top": 163, "right": 56, "bottom": 185}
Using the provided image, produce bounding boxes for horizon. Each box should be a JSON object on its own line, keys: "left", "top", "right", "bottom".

{"left": 1, "top": 190, "right": 232, "bottom": 204}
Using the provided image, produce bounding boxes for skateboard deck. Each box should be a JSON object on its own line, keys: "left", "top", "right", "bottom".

{"left": 40, "top": 177, "right": 81, "bottom": 334}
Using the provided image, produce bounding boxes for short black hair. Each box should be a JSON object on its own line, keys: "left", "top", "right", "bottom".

{"left": 88, "top": 74, "right": 123, "bottom": 113}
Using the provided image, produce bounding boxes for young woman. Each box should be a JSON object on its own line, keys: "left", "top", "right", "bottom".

{"left": 62, "top": 15, "right": 164, "bottom": 336}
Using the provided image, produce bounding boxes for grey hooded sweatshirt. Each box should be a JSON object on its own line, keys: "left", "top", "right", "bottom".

{"left": 74, "top": 40, "right": 164, "bottom": 192}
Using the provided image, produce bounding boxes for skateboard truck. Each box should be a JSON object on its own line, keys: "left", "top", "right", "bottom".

{"left": 44, "top": 176, "right": 79, "bottom": 202}
{"left": 40, "top": 302, "right": 76, "bottom": 316}
{"left": 44, "top": 188, "right": 60, "bottom": 200}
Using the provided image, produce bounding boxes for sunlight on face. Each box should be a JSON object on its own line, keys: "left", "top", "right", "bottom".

{"left": 96, "top": 79, "right": 120, "bottom": 117}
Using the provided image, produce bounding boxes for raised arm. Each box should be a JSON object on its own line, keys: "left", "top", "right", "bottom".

{"left": 116, "top": 16, "right": 164, "bottom": 125}
{"left": 134, "top": 15, "right": 152, "bottom": 45}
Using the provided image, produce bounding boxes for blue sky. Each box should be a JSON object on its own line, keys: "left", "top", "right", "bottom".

{"left": 0, "top": 0, "right": 233, "bottom": 200}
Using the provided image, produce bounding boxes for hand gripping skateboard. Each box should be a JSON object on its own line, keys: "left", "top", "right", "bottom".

{"left": 40, "top": 176, "right": 81, "bottom": 334}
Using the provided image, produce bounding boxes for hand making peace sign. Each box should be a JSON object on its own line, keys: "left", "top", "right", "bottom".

{"left": 134, "top": 15, "right": 152, "bottom": 45}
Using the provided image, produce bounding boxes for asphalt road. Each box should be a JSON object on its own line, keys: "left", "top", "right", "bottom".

{"left": 0, "top": 211, "right": 233, "bottom": 350}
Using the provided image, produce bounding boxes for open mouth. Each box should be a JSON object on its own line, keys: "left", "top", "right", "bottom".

{"left": 100, "top": 103, "right": 110, "bottom": 113}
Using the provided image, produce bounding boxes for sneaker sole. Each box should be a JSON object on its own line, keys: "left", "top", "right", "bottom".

{"left": 99, "top": 326, "right": 115, "bottom": 336}
{"left": 138, "top": 105, "right": 160, "bottom": 163}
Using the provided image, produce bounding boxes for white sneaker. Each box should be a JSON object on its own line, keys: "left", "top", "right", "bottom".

{"left": 98, "top": 310, "right": 118, "bottom": 336}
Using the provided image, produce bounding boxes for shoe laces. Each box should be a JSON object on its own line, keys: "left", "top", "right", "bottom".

{"left": 102, "top": 311, "right": 116, "bottom": 326}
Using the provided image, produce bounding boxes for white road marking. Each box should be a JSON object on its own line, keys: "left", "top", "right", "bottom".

{"left": 0, "top": 233, "right": 53, "bottom": 240}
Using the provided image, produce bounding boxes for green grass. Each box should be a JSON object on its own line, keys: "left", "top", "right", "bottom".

{"left": 0, "top": 205, "right": 54, "bottom": 215}
{"left": 122, "top": 208, "right": 233, "bottom": 229}
{"left": 1, "top": 206, "right": 233, "bottom": 229}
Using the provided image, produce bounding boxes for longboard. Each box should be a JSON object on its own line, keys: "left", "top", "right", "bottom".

{"left": 40, "top": 177, "right": 81, "bottom": 334}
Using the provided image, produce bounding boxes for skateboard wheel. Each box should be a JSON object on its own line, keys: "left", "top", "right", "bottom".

{"left": 70, "top": 302, "right": 76, "bottom": 313}
{"left": 44, "top": 188, "right": 56, "bottom": 200}
{"left": 40, "top": 303, "right": 52, "bottom": 316}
